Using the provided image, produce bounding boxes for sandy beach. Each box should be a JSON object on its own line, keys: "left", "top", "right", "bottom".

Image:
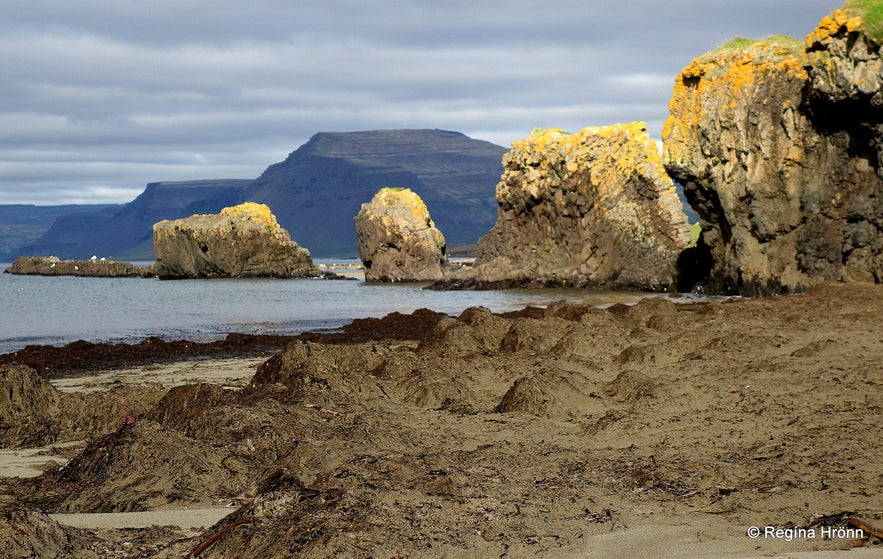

{"left": 1, "top": 282, "right": 881, "bottom": 558}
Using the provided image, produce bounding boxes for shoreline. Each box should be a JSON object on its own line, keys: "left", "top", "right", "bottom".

{"left": 0, "top": 307, "right": 448, "bottom": 379}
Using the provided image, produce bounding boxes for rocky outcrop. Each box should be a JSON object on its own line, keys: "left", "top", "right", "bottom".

{"left": 16, "top": 180, "right": 251, "bottom": 261}
{"left": 454, "top": 124, "right": 691, "bottom": 290}
{"left": 354, "top": 188, "right": 450, "bottom": 281}
{"left": 4, "top": 256, "right": 152, "bottom": 277}
{"left": 153, "top": 202, "right": 321, "bottom": 279}
{"left": 663, "top": 9, "right": 883, "bottom": 294}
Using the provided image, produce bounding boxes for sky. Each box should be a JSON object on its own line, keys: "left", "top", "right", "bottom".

{"left": 1, "top": 0, "right": 842, "bottom": 206}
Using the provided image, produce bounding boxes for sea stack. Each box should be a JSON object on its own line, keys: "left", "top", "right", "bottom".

{"left": 152, "top": 202, "right": 321, "bottom": 279}
{"left": 462, "top": 124, "right": 691, "bottom": 290}
{"left": 664, "top": 9, "right": 883, "bottom": 294}
{"left": 354, "top": 187, "right": 450, "bottom": 282}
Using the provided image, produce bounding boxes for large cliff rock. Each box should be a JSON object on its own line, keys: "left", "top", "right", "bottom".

{"left": 458, "top": 124, "right": 691, "bottom": 290}
{"left": 354, "top": 188, "right": 450, "bottom": 282}
{"left": 153, "top": 202, "right": 321, "bottom": 279}
{"left": 663, "top": 8, "right": 883, "bottom": 294}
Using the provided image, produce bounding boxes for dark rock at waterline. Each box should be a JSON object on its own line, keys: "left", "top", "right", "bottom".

{"left": 4, "top": 256, "right": 153, "bottom": 277}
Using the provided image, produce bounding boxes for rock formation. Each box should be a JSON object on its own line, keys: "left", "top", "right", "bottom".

{"left": 4, "top": 256, "right": 152, "bottom": 277}
{"left": 15, "top": 180, "right": 251, "bottom": 261}
{"left": 663, "top": 8, "right": 883, "bottom": 294}
{"left": 153, "top": 202, "right": 321, "bottom": 279}
{"left": 354, "top": 188, "right": 450, "bottom": 281}
{"left": 456, "top": 124, "right": 691, "bottom": 290}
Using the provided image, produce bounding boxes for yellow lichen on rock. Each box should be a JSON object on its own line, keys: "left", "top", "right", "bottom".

{"left": 663, "top": 40, "right": 808, "bottom": 167}
{"left": 219, "top": 202, "right": 278, "bottom": 232}
{"left": 469, "top": 122, "right": 691, "bottom": 290}
{"left": 806, "top": 9, "right": 864, "bottom": 47}
{"left": 153, "top": 202, "right": 318, "bottom": 279}
{"left": 663, "top": 5, "right": 883, "bottom": 294}
{"left": 355, "top": 187, "right": 449, "bottom": 282}
{"left": 373, "top": 187, "right": 431, "bottom": 222}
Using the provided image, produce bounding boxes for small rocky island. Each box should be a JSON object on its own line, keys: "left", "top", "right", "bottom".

{"left": 152, "top": 202, "right": 323, "bottom": 279}
{"left": 354, "top": 187, "right": 452, "bottom": 282}
{"left": 4, "top": 256, "right": 153, "bottom": 277}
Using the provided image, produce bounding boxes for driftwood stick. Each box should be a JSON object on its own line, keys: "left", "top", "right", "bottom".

{"left": 848, "top": 517, "right": 883, "bottom": 540}
{"left": 192, "top": 519, "right": 252, "bottom": 557}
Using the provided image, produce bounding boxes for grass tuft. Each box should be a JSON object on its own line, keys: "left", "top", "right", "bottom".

{"left": 844, "top": 0, "right": 883, "bottom": 40}
{"left": 713, "top": 35, "right": 804, "bottom": 56}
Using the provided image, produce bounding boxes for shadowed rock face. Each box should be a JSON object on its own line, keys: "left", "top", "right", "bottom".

{"left": 152, "top": 202, "right": 321, "bottom": 279}
{"left": 664, "top": 9, "right": 883, "bottom": 295}
{"left": 354, "top": 188, "right": 450, "bottom": 282}
{"left": 461, "top": 123, "right": 691, "bottom": 290}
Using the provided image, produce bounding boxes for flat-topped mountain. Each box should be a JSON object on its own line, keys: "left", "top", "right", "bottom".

{"left": 245, "top": 129, "right": 506, "bottom": 255}
{"left": 12, "top": 129, "right": 505, "bottom": 259}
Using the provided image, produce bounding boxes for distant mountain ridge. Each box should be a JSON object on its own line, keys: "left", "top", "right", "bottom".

{"left": 0, "top": 204, "right": 118, "bottom": 260}
{"left": 16, "top": 180, "right": 251, "bottom": 260}
{"left": 10, "top": 129, "right": 506, "bottom": 259}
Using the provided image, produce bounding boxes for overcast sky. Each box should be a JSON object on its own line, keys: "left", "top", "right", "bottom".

{"left": 1, "top": 0, "right": 842, "bottom": 205}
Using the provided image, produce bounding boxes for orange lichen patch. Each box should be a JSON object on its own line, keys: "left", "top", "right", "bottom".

{"left": 514, "top": 123, "right": 655, "bottom": 166}
{"left": 506, "top": 123, "right": 672, "bottom": 208}
{"left": 806, "top": 9, "right": 864, "bottom": 47}
{"left": 662, "top": 40, "right": 808, "bottom": 146}
{"left": 220, "top": 202, "right": 279, "bottom": 232}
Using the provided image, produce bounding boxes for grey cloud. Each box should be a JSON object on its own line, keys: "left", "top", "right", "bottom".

{"left": 0, "top": 0, "right": 842, "bottom": 204}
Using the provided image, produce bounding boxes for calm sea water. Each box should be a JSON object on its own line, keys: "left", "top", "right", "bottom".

{"left": 0, "top": 259, "right": 685, "bottom": 355}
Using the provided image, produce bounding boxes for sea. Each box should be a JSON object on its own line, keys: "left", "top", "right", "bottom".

{"left": 0, "top": 258, "right": 691, "bottom": 355}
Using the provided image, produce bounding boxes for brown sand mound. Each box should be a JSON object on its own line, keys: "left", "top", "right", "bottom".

{"left": 34, "top": 420, "right": 237, "bottom": 513}
{"left": 0, "top": 365, "right": 61, "bottom": 447}
{"left": 0, "top": 364, "right": 166, "bottom": 450}
{"left": 1, "top": 509, "right": 97, "bottom": 559}
{"left": 2, "top": 282, "right": 882, "bottom": 557}
{"left": 494, "top": 369, "right": 602, "bottom": 418}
